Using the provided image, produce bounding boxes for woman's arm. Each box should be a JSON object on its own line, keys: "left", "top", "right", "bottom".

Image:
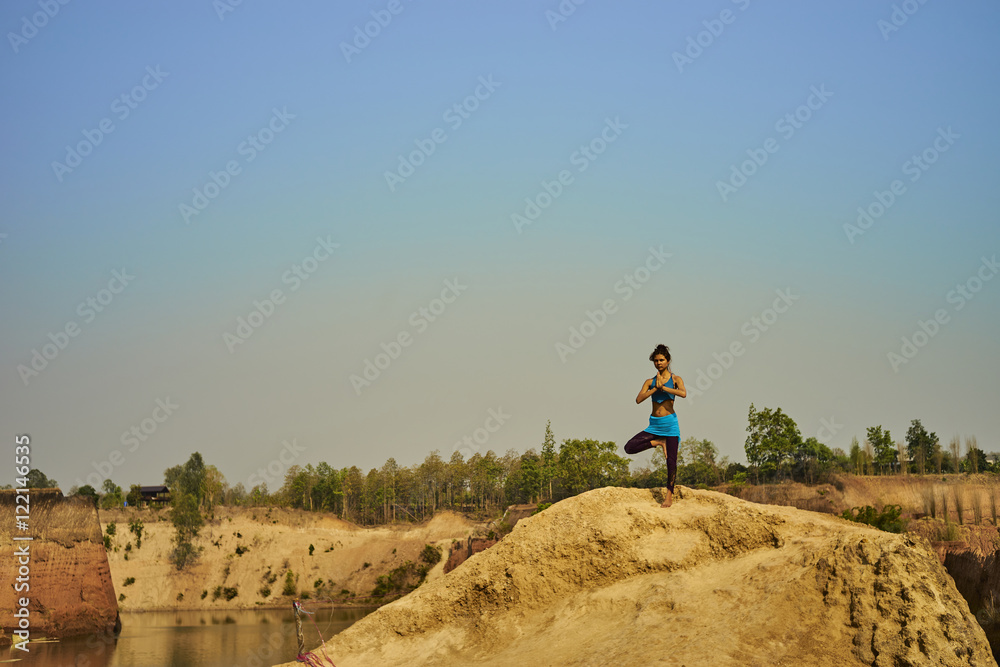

{"left": 635, "top": 379, "right": 654, "bottom": 404}
{"left": 665, "top": 374, "right": 687, "bottom": 399}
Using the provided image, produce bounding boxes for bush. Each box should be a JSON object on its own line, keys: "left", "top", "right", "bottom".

{"left": 532, "top": 502, "right": 552, "bottom": 516}
{"left": 223, "top": 587, "right": 238, "bottom": 601}
{"left": 282, "top": 571, "right": 297, "bottom": 596}
{"left": 235, "top": 545, "right": 249, "bottom": 556}
{"left": 840, "top": 505, "right": 907, "bottom": 533}
{"left": 122, "top": 577, "right": 135, "bottom": 587}
{"left": 259, "top": 586, "right": 272, "bottom": 598}
{"left": 420, "top": 544, "right": 442, "bottom": 566}
{"left": 106, "top": 523, "right": 116, "bottom": 536}
{"left": 129, "top": 519, "right": 144, "bottom": 549}
{"left": 201, "top": 590, "right": 208, "bottom": 599}
{"left": 309, "top": 544, "right": 314, "bottom": 556}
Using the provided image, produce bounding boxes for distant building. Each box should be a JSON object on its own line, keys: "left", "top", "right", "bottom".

{"left": 139, "top": 485, "right": 170, "bottom": 505}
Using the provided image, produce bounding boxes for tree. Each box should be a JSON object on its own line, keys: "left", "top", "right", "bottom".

{"left": 792, "top": 437, "right": 833, "bottom": 484}
{"left": 865, "top": 426, "right": 895, "bottom": 475}
{"left": 74, "top": 484, "right": 99, "bottom": 506}
{"left": 905, "top": 420, "right": 937, "bottom": 475}
{"left": 965, "top": 436, "right": 985, "bottom": 474}
{"left": 169, "top": 491, "right": 203, "bottom": 570}
{"left": 557, "top": 439, "right": 629, "bottom": 496}
{"left": 745, "top": 404, "right": 802, "bottom": 482}
{"left": 100, "top": 479, "right": 124, "bottom": 509}
{"left": 164, "top": 452, "right": 207, "bottom": 508}
{"left": 540, "top": 421, "right": 557, "bottom": 501}
{"left": 25, "top": 469, "right": 58, "bottom": 489}
{"left": 126, "top": 484, "right": 143, "bottom": 507}
{"left": 949, "top": 436, "right": 961, "bottom": 474}
{"left": 676, "top": 438, "right": 723, "bottom": 487}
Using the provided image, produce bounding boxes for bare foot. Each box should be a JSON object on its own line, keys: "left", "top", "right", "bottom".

{"left": 660, "top": 488, "right": 673, "bottom": 508}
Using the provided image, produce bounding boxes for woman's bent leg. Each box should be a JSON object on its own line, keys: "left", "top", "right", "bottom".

{"left": 624, "top": 431, "right": 658, "bottom": 455}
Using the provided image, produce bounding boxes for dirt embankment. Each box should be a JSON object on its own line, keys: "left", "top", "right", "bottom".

{"left": 0, "top": 490, "right": 119, "bottom": 646}
{"left": 734, "top": 474, "right": 1000, "bottom": 657}
{"left": 275, "top": 486, "right": 994, "bottom": 667}
{"left": 100, "top": 505, "right": 478, "bottom": 611}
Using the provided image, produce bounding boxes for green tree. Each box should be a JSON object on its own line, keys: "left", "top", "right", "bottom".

{"left": 557, "top": 439, "right": 629, "bottom": 496}
{"left": 126, "top": 484, "right": 143, "bottom": 507}
{"left": 74, "top": 484, "right": 99, "bottom": 506}
{"left": 540, "top": 421, "right": 557, "bottom": 501}
{"left": 745, "top": 404, "right": 802, "bottom": 482}
{"left": 865, "top": 426, "right": 896, "bottom": 475}
{"left": 169, "top": 491, "right": 203, "bottom": 570}
{"left": 100, "top": 479, "right": 124, "bottom": 509}
{"left": 25, "top": 469, "right": 58, "bottom": 489}
{"left": 675, "top": 438, "right": 723, "bottom": 486}
{"left": 164, "top": 452, "right": 207, "bottom": 508}
{"left": 905, "top": 420, "right": 937, "bottom": 475}
{"left": 792, "top": 437, "right": 833, "bottom": 484}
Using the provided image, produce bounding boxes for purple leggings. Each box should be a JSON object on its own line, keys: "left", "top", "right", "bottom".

{"left": 625, "top": 432, "right": 679, "bottom": 492}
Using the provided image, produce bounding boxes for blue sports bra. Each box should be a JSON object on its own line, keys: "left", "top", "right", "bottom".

{"left": 651, "top": 376, "right": 676, "bottom": 403}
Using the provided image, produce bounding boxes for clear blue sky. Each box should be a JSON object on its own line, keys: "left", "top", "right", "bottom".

{"left": 2, "top": 0, "right": 998, "bottom": 492}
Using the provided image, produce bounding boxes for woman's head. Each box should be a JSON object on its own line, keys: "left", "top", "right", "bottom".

{"left": 649, "top": 344, "right": 671, "bottom": 368}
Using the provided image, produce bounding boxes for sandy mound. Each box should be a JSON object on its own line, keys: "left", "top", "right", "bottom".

{"left": 275, "top": 487, "right": 995, "bottom": 667}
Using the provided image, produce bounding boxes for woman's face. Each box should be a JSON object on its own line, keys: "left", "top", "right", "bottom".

{"left": 652, "top": 354, "right": 668, "bottom": 372}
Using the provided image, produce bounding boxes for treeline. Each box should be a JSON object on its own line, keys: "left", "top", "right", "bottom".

{"left": 743, "top": 404, "right": 994, "bottom": 482}
{"left": 58, "top": 409, "right": 996, "bottom": 530}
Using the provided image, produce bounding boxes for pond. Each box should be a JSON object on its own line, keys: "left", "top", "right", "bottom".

{"left": 7, "top": 606, "right": 375, "bottom": 667}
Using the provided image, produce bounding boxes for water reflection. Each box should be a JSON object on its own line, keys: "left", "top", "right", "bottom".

{"left": 7, "top": 607, "right": 374, "bottom": 667}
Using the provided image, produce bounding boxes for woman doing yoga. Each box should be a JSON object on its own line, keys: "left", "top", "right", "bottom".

{"left": 624, "top": 344, "right": 686, "bottom": 508}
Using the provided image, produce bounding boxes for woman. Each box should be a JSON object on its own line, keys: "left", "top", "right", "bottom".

{"left": 625, "top": 344, "right": 686, "bottom": 507}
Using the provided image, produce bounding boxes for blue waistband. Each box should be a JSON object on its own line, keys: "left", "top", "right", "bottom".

{"left": 646, "top": 413, "right": 679, "bottom": 437}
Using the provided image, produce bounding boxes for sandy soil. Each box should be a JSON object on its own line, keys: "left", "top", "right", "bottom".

{"left": 100, "top": 505, "right": 478, "bottom": 611}
{"left": 273, "top": 486, "right": 996, "bottom": 667}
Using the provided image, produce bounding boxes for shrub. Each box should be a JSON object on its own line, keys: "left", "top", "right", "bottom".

{"left": 118, "top": 593, "right": 125, "bottom": 602}
{"left": 362, "top": 562, "right": 371, "bottom": 569}
{"left": 122, "top": 577, "right": 135, "bottom": 587}
{"left": 201, "top": 590, "right": 208, "bottom": 599}
{"left": 840, "top": 505, "right": 907, "bottom": 533}
{"left": 531, "top": 502, "right": 553, "bottom": 516}
{"left": 282, "top": 571, "right": 296, "bottom": 596}
{"left": 259, "top": 586, "right": 271, "bottom": 598}
{"left": 129, "top": 519, "right": 144, "bottom": 549}
{"left": 235, "top": 545, "right": 249, "bottom": 556}
{"left": 176, "top": 593, "right": 184, "bottom": 602}
{"left": 106, "top": 523, "right": 116, "bottom": 536}
{"left": 420, "top": 544, "right": 442, "bottom": 566}
{"left": 314, "top": 578, "right": 324, "bottom": 589}
{"left": 223, "top": 587, "right": 238, "bottom": 601}
{"left": 309, "top": 544, "right": 315, "bottom": 556}
{"left": 213, "top": 586, "right": 223, "bottom": 601}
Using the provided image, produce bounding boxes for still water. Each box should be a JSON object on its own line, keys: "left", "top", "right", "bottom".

{"left": 6, "top": 607, "right": 375, "bottom": 667}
